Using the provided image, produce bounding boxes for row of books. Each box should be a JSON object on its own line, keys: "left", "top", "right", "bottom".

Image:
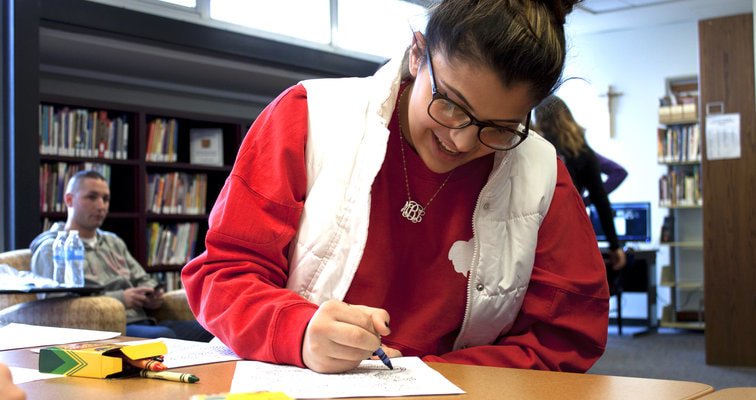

{"left": 657, "top": 124, "right": 701, "bottom": 163}
{"left": 145, "top": 118, "right": 179, "bottom": 162}
{"left": 39, "top": 105, "right": 130, "bottom": 160}
{"left": 146, "top": 222, "right": 199, "bottom": 267}
{"left": 39, "top": 162, "right": 111, "bottom": 212}
{"left": 150, "top": 271, "right": 184, "bottom": 292}
{"left": 659, "top": 167, "right": 703, "bottom": 207}
{"left": 146, "top": 172, "right": 208, "bottom": 215}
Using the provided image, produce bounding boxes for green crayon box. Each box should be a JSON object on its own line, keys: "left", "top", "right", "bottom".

{"left": 39, "top": 341, "right": 168, "bottom": 379}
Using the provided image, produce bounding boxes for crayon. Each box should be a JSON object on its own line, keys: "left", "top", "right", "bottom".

{"left": 373, "top": 347, "right": 393, "bottom": 370}
{"left": 140, "top": 370, "right": 199, "bottom": 383}
{"left": 123, "top": 357, "right": 167, "bottom": 371}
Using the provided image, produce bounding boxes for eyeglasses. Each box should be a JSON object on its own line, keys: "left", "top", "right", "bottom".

{"left": 425, "top": 49, "right": 530, "bottom": 151}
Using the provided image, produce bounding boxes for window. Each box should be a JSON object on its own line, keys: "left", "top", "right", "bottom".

{"left": 159, "top": 0, "right": 195, "bottom": 7}
{"left": 337, "top": 0, "right": 427, "bottom": 57}
{"left": 210, "top": 0, "right": 331, "bottom": 45}
{"left": 147, "top": 0, "right": 429, "bottom": 57}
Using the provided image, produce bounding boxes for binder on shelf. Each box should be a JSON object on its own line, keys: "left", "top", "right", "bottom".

{"left": 190, "top": 128, "right": 224, "bottom": 166}
{"left": 660, "top": 265, "right": 674, "bottom": 286}
{"left": 681, "top": 103, "right": 697, "bottom": 120}
{"left": 660, "top": 215, "right": 674, "bottom": 243}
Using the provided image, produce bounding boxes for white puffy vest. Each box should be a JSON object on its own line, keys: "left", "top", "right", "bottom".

{"left": 286, "top": 53, "right": 557, "bottom": 350}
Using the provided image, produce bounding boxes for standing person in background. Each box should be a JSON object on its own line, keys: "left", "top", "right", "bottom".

{"left": 183, "top": 0, "right": 609, "bottom": 374}
{"left": 534, "top": 96, "right": 627, "bottom": 270}
{"left": 30, "top": 170, "right": 212, "bottom": 341}
{"left": 583, "top": 152, "right": 627, "bottom": 206}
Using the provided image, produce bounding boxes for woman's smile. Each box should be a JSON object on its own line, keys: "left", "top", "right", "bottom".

{"left": 434, "top": 133, "right": 460, "bottom": 155}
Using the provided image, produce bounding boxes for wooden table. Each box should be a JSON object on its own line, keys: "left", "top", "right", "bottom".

{"left": 2, "top": 346, "right": 714, "bottom": 400}
{"left": 698, "top": 387, "right": 756, "bottom": 399}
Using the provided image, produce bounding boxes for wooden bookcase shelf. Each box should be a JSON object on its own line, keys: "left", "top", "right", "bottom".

{"left": 37, "top": 96, "right": 248, "bottom": 287}
{"left": 660, "top": 241, "right": 704, "bottom": 249}
{"left": 659, "top": 320, "right": 705, "bottom": 330}
{"left": 660, "top": 205, "right": 703, "bottom": 210}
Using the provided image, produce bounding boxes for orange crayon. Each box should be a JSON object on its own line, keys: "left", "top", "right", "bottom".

{"left": 123, "top": 356, "right": 167, "bottom": 371}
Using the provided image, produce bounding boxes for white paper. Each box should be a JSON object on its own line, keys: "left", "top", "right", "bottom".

{"left": 230, "top": 357, "right": 465, "bottom": 399}
{"left": 0, "top": 323, "right": 120, "bottom": 351}
{"left": 9, "top": 366, "right": 62, "bottom": 384}
{"left": 124, "top": 337, "right": 242, "bottom": 368}
{"left": 706, "top": 113, "right": 741, "bottom": 160}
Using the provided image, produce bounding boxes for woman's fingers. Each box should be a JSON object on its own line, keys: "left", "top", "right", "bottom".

{"left": 302, "top": 300, "right": 392, "bottom": 373}
{"left": 379, "top": 344, "right": 403, "bottom": 358}
{"left": 350, "top": 304, "right": 391, "bottom": 337}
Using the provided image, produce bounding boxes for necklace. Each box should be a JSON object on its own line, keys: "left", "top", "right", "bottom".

{"left": 397, "top": 89, "right": 452, "bottom": 223}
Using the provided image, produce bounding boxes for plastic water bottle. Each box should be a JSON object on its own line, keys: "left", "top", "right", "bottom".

{"left": 64, "top": 230, "right": 85, "bottom": 287}
{"left": 51, "top": 231, "right": 68, "bottom": 285}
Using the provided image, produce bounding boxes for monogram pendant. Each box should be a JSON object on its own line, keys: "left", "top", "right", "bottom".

{"left": 401, "top": 200, "right": 426, "bottom": 223}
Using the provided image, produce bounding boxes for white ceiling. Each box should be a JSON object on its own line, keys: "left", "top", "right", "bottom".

{"left": 568, "top": 0, "right": 753, "bottom": 35}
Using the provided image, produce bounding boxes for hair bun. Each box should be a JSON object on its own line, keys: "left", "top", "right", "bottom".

{"left": 539, "top": 0, "right": 583, "bottom": 24}
{"left": 561, "top": 0, "right": 582, "bottom": 15}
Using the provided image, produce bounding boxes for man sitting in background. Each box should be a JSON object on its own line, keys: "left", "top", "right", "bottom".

{"left": 30, "top": 170, "right": 212, "bottom": 341}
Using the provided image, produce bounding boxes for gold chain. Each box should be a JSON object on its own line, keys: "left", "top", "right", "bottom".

{"left": 397, "top": 87, "right": 452, "bottom": 223}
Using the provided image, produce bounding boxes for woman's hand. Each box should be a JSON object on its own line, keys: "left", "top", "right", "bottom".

{"left": 609, "top": 248, "right": 626, "bottom": 271}
{"left": 302, "top": 299, "right": 391, "bottom": 373}
{"left": 373, "top": 344, "right": 403, "bottom": 359}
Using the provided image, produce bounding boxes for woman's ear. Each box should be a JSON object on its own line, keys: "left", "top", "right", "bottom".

{"left": 408, "top": 31, "right": 425, "bottom": 78}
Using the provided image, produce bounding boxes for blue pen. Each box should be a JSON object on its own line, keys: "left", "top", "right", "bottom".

{"left": 373, "top": 347, "right": 393, "bottom": 370}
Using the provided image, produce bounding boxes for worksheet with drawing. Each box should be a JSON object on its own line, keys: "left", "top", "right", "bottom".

{"left": 230, "top": 357, "right": 465, "bottom": 399}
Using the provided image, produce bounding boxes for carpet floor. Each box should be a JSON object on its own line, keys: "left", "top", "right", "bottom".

{"left": 588, "top": 327, "right": 756, "bottom": 390}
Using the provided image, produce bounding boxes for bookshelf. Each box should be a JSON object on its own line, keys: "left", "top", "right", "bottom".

{"left": 38, "top": 96, "right": 246, "bottom": 289}
{"left": 656, "top": 77, "right": 704, "bottom": 330}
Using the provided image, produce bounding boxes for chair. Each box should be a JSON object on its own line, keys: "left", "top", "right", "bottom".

{"left": 604, "top": 250, "right": 636, "bottom": 336}
{"left": 605, "top": 260, "right": 624, "bottom": 335}
{"left": 0, "top": 248, "right": 194, "bottom": 334}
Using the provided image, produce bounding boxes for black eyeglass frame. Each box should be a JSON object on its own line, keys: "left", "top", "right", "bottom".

{"left": 424, "top": 49, "right": 530, "bottom": 151}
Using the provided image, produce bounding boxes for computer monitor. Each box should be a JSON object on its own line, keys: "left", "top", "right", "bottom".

{"left": 588, "top": 202, "right": 652, "bottom": 243}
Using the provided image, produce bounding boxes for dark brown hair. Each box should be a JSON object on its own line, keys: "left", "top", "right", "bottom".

{"left": 424, "top": 0, "right": 582, "bottom": 104}
{"left": 66, "top": 170, "right": 107, "bottom": 194}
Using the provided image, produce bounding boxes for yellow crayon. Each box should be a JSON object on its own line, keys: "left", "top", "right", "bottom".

{"left": 139, "top": 369, "right": 199, "bottom": 383}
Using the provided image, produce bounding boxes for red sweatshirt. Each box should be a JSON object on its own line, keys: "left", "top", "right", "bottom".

{"left": 182, "top": 84, "right": 608, "bottom": 372}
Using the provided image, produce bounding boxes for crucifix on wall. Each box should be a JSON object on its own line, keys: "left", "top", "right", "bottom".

{"left": 599, "top": 85, "right": 623, "bottom": 138}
